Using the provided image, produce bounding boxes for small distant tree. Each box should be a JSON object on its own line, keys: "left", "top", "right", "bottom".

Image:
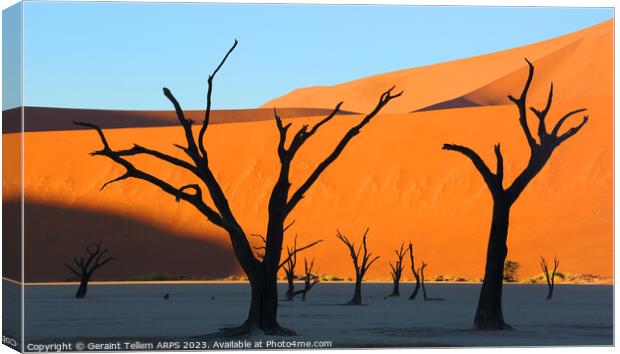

{"left": 336, "top": 227, "right": 380, "bottom": 305}
{"left": 282, "top": 247, "right": 297, "bottom": 301}
{"left": 388, "top": 242, "right": 407, "bottom": 297}
{"left": 407, "top": 242, "right": 422, "bottom": 300}
{"left": 281, "top": 236, "right": 321, "bottom": 301}
{"left": 540, "top": 256, "right": 560, "bottom": 300}
{"left": 64, "top": 241, "right": 116, "bottom": 298}
{"left": 253, "top": 229, "right": 321, "bottom": 302}
{"left": 503, "top": 260, "right": 520, "bottom": 283}
{"left": 420, "top": 261, "right": 445, "bottom": 301}
{"left": 420, "top": 261, "right": 429, "bottom": 300}
{"left": 293, "top": 258, "right": 319, "bottom": 301}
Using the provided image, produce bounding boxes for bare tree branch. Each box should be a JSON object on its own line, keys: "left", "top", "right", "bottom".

{"left": 64, "top": 263, "right": 81, "bottom": 278}
{"left": 550, "top": 109, "right": 588, "bottom": 137}
{"left": 162, "top": 88, "right": 201, "bottom": 162}
{"left": 555, "top": 115, "right": 588, "bottom": 145}
{"left": 198, "top": 39, "right": 239, "bottom": 162}
{"left": 74, "top": 122, "right": 224, "bottom": 227}
{"left": 114, "top": 144, "right": 198, "bottom": 174}
{"left": 251, "top": 233, "right": 267, "bottom": 244}
{"left": 507, "top": 58, "right": 537, "bottom": 149}
{"left": 529, "top": 82, "right": 554, "bottom": 140}
{"left": 279, "top": 239, "right": 323, "bottom": 269}
{"left": 283, "top": 220, "right": 296, "bottom": 233}
{"left": 442, "top": 143, "right": 500, "bottom": 192}
{"left": 286, "top": 87, "right": 403, "bottom": 213}
{"left": 176, "top": 184, "right": 202, "bottom": 202}
{"left": 494, "top": 144, "right": 504, "bottom": 186}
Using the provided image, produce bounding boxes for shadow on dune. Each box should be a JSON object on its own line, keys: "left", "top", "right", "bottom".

{"left": 2, "top": 106, "right": 357, "bottom": 133}
{"left": 3, "top": 197, "right": 22, "bottom": 281}
{"left": 3, "top": 199, "right": 240, "bottom": 282}
{"left": 414, "top": 96, "right": 481, "bottom": 112}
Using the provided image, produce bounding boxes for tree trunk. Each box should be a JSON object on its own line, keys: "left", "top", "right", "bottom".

{"left": 546, "top": 282, "right": 554, "bottom": 300}
{"left": 348, "top": 278, "right": 362, "bottom": 305}
{"left": 409, "top": 275, "right": 420, "bottom": 300}
{"left": 473, "top": 200, "right": 512, "bottom": 330}
{"left": 284, "top": 273, "right": 295, "bottom": 301}
{"left": 75, "top": 277, "right": 89, "bottom": 299}
{"left": 390, "top": 277, "right": 400, "bottom": 297}
{"left": 219, "top": 225, "right": 293, "bottom": 335}
{"left": 233, "top": 270, "right": 294, "bottom": 335}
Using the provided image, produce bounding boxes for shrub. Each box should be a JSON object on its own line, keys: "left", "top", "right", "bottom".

{"left": 503, "top": 259, "right": 520, "bottom": 282}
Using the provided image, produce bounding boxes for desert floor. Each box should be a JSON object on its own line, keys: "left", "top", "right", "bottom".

{"left": 7, "top": 281, "right": 612, "bottom": 348}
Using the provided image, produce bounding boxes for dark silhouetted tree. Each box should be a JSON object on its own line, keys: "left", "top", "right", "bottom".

{"left": 293, "top": 257, "right": 319, "bottom": 301}
{"left": 419, "top": 261, "right": 429, "bottom": 300}
{"left": 443, "top": 59, "right": 588, "bottom": 330}
{"left": 503, "top": 260, "right": 520, "bottom": 283}
{"left": 282, "top": 248, "right": 297, "bottom": 301}
{"left": 252, "top": 226, "right": 321, "bottom": 302}
{"left": 280, "top": 235, "right": 322, "bottom": 301}
{"left": 540, "top": 256, "right": 559, "bottom": 300}
{"left": 76, "top": 40, "right": 402, "bottom": 334}
{"left": 408, "top": 242, "right": 422, "bottom": 300}
{"left": 388, "top": 242, "right": 406, "bottom": 297}
{"left": 64, "top": 241, "right": 116, "bottom": 298}
{"left": 337, "top": 228, "right": 380, "bottom": 305}
{"left": 419, "top": 261, "right": 445, "bottom": 301}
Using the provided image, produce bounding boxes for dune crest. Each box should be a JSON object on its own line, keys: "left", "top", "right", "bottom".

{"left": 262, "top": 20, "right": 612, "bottom": 114}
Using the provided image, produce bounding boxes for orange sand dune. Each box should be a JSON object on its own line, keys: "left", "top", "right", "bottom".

{"left": 263, "top": 20, "right": 612, "bottom": 114}
{"left": 422, "top": 19, "right": 613, "bottom": 111}
{"left": 4, "top": 95, "right": 611, "bottom": 282}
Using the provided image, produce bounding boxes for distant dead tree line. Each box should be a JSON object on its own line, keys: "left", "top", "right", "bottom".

{"left": 334, "top": 229, "right": 444, "bottom": 305}
{"left": 74, "top": 36, "right": 585, "bottom": 335}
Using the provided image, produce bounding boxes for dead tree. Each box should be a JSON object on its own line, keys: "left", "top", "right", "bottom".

{"left": 408, "top": 242, "right": 422, "bottom": 300}
{"left": 64, "top": 241, "right": 116, "bottom": 298}
{"left": 387, "top": 242, "right": 406, "bottom": 297}
{"left": 282, "top": 247, "right": 297, "bottom": 301}
{"left": 75, "top": 40, "right": 402, "bottom": 334}
{"left": 280, "top": 235, "right": 322, "bottom": 301}
{"left": 443, "top": 59, "right": 588, "bottom": 330}
{"left": 540, "top": 256, "right": 559, "bottom": 300}
{"left": 419, "top": 261, "right": 429, "bottom": 300}
{"left": 337, "top": 228, "right": 380, "bottom": 305}
{"left": 419, "top": 261, "right": 445, "bottom": 301}
{"left": 292, "top": 257, "right": 319, "bottom": 301}
{"left": 253, "top": 230, "right": 321, "bottom": 302}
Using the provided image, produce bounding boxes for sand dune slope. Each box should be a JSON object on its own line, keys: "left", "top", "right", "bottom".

{"left": 4, "top": 95, "right": 611, "bottom": 282}
{"left": 421, "top": 20, "right": 612, "bottom": 111}
{"left": 262, "top": 20, "right": 612, "bottom": 114}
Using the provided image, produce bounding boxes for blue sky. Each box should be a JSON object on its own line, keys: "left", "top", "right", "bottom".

{"left": 5, "top": 3, "right": 614, "bottom": 110}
